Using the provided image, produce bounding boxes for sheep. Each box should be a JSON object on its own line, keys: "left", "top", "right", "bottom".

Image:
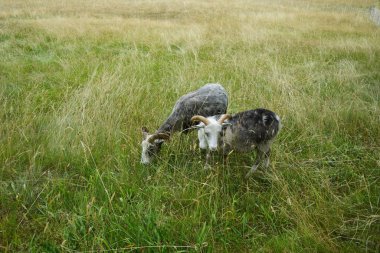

{"left": 141, "top": 83, "right": 228, "bottom": 164}
{"left": 191, "top": 109, "right": 281, "bottom": 177}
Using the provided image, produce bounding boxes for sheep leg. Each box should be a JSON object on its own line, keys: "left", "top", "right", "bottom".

{"left": 263, "top": 149, "right": 271, "bottom": 168}
{"left": 220, "top": 150, "right": 230, "bottom": 166}
{"left": 223, "top": 153, "right": 228, "bottom": 166}
{"left": 245, "top": 148, "right": 263, "bottom": 178}
{"left": 204, "top": 151, "right": 212, "bottom": 169}
{"left": 246, "top": 144, "right": 270, "bottom": 178}
{"left": 222, "top": 143, "right": 231, "bottom": 166}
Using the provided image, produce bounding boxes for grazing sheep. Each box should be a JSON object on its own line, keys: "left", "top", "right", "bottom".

{"left": 141, "top": 83, "right": 228, "bottom": 164}
{"left": 191, "top": 109, "right": 281, "bottom": 177}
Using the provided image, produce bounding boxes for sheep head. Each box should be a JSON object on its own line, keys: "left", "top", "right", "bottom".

{"left": 192, "top": 114, "right": 231, "bottom": 151}
{"left": 141, "top": 127, "right": 170, "bottom": 164}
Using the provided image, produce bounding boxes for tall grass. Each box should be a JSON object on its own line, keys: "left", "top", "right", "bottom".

{"left": 1, "top": 0, "right": 379, "bottom": 251}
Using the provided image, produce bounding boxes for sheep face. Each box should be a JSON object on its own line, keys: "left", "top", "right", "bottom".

{"left": 202, "top": 121, "right": 223, "bottom": 151}
{"left": 192, "top": 114, "right": 231, "bottom": 152}
{"left": 197, "top": 125, "right": 208, "bottom": 150}
{"left": 141, "top": 138, "right": 164, "bottom": 164}
{"left": 141, "top": 127, "right": 169, "bottom": 164}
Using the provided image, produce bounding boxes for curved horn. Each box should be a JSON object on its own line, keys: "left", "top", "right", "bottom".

{"left": 191, "top": 115, "right": 210, "bottom": 126}
{"left": 148, "top": 132, "right": 170, "bottom": 143}
{"left": 218, "top": 114, "right": 231, "bottom": 124}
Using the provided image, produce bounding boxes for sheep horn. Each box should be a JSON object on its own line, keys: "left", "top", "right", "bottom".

{"left": 148, "top": 132, "right": 170, "bottom": 143}
{"left": 191, "top": 115, "right": 210, "bottom": 126}
{"left": 218, "top": 114, "right": 231, "bottom": 124}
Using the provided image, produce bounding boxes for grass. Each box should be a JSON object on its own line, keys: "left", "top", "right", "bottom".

{"left": 0, "top": 0, "right": 379, "bottom": 252}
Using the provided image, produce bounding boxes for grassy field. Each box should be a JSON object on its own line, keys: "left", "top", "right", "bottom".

{"left": 1, "top": 0, "right": 380, "bottom": 252}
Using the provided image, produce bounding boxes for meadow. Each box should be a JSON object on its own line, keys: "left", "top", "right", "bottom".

{"left": 0, "top": 0, "right": 379, "bottom": 251}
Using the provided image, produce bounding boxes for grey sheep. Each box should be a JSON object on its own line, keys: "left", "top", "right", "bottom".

{"left": 191, "top": 108, "right": 281, "bottom": 177}
{"left": 141, "top": 83, "right": 228, "bottom": 164}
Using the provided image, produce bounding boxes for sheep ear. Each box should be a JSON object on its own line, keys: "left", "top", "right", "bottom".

{"left": 222, "top": 123, "right": 232, "bottom": 129}
{"left": 155, "top": 139, "right": 165, "bottom": 146}
{"left": 141, "top": 127, "right": 150, "bottom": 139}
{"left": 193, "top": 124, "right": 205, "bottom": 129}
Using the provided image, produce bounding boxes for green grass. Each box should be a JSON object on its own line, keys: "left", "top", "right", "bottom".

{"left": 1, "top": 0, "right": 380, "bottom": 252}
